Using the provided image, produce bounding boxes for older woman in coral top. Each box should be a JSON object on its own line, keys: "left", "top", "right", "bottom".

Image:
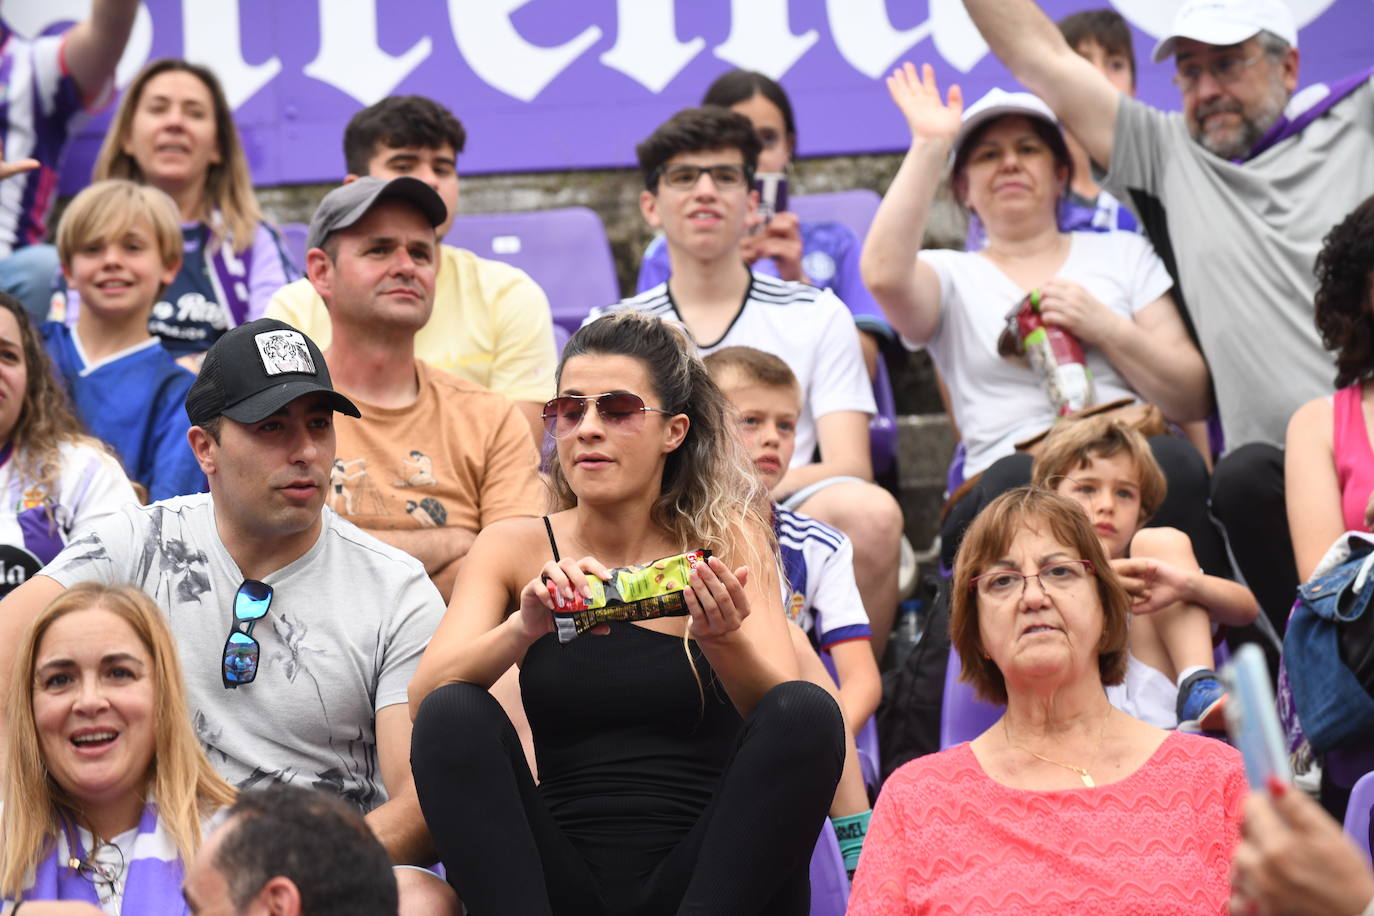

{"left": 849, "top": 487, "right": 1245, "bottom": 915}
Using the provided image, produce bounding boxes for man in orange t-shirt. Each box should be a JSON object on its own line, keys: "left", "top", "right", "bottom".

{"left": 302, "top": 176, "right": 544, "bottom": 600}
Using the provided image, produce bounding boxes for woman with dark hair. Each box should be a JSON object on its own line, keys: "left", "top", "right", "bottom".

{"left": 408, "top": 311, "right": 845, "bottom": 915}
{"left": 1285, "top": 195, "right": 1374, "bottom": 580}
{"left": 0, "top": 292, "right": 135, "bottom": 598}
{"left": 860, "top": 64, "right": 1217, "bottom": 573}
{"left": 636, "top": 69, "right": 890, "bottom": 371}
{"left": 63, "top": 59, "right": 298, "bottom": 361}
{"left": 849, "top": 487, "right": 1245, "bottom": 913}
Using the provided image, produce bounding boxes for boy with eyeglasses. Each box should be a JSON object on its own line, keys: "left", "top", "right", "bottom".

{"left": 0, "top": 314, "right": 453, "bottom": 907}
{"left": 596, "top": 105, "right": 906, "bottom": 660}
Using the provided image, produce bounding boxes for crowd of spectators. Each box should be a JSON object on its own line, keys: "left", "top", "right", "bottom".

{"left": 0, "top": 0, "right": 1372, "bottom": 912}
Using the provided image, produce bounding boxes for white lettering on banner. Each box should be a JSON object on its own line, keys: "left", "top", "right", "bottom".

{"left": 181, "top": 0, "right": 281, "bottom": 109}
{"left": 304, "top": 0, "right": 433, "bottom": 106}
{"left": 446, "top": 0, "right": 602, "bottom": 103}
{"left": 713, "top": 0, "right": 819, "bottom": 79}
{"left": 600, "top": 0, "right": 705, "bottom": 94}
{"left": 929, "top": 0, "right": 988, "bottom": 74}
{"left": 826, "top": 0, "right": 933, "bottom": 80}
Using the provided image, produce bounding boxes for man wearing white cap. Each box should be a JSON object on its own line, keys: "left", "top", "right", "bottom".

{"left": 960, "top": 0, "right": 1374, "bottom": 639}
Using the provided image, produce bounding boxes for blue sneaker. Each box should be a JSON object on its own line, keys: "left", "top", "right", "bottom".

{"left": 1177, "top": 672, "right": 1228, "bottom": 732}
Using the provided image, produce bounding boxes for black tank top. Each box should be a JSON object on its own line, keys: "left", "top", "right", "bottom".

{"left": 521, "top": 518, "right": 743, "bottom": 852}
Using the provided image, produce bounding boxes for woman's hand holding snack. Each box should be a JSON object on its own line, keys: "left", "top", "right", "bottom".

{"left": 518, "top": 556, "right": 613, "bottom": 641}
{"left": 685, "top": 556, "right": 752, "bottom": 641}
{"left": 1037, "top": 279, "right": 1126, "bottom": 347}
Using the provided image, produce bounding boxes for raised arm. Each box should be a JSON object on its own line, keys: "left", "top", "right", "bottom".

{"left": 62, "top": 0, "right": 140, "bottom": 104}
{"left": 860, "top": 63, "right": 960, "bottom": 346}
{"left": 1285, "top": 397, "right": 1346, "bottom": 582}
{"left": 960, "top": 0, "right": 1121, "bottom": 168}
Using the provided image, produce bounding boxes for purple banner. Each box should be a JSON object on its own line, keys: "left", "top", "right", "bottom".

{"left": 15, "top": 0, "right": 1372, "bottom": 193}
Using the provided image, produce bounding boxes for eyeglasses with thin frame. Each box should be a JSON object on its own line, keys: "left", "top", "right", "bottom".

{"left": 222, "top": 579, "right": 272, "bottom": 688}
{"left": 542, "top": 392, "right": 674, "bottom": 439}
{"left": 69, "top": 839, "right": 125, "bottom": 893}
{"left": 969, "top": 559, "right": 1096, "bottom": 600}
{"left": 1173, "top": 52, "right": 1264, "bottom": 91}
{"left": 653, "top": 163, "right": 752, "bottom": 191}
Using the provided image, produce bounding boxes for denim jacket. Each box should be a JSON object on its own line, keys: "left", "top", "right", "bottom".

{"left": 1283, "top": 532, "right": 1374, "bottom": 754}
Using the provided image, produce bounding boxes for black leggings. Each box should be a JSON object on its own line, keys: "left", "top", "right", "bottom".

{"left": 941, "top": 434, "right": 1230, "bottom": 577}
{"left": 411, "top": 680, "right": 845, "bottom": 916}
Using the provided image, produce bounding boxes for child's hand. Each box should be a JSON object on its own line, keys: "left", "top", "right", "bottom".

{"left": 1110, "top": 556, "right": 1196, "bottom": 615}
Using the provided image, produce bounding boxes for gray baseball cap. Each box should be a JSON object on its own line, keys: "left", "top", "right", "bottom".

{"left": 305, "top": 176, "right": 447, "bottom": 251}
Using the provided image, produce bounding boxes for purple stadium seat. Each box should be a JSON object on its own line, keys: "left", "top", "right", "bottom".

{"left": 870, "top": 357, "right": 899, "bottom": 480}
{"left": 808, "top": 819, "right": 850, "bottom": 916}
{"left": 280, "top": 221, "right": 308, "bottom": 273}
{"left": 445, "top": 207, "right": 618, "bottom": 336}
{"left": 940, "top": 646, "right": 1004, "bottom": 748}
{"left": 1345, "top": 770, "right": 1374, "bottom": 865}
{"left": 820, "top": 652, "right": 881, "bottom": 791}
{"left": 789, "top": 190, "right": 881, "bottom": 243}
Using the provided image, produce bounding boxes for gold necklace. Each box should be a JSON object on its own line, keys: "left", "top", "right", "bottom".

{"left": 1002, "top": 709, "right": 1110, "bottom": 788}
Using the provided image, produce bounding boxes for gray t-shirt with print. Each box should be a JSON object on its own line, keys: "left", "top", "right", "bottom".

{"left": 40, "top": 493, "right": 444, "bottom": 814}
{"left": 1104, "top": 79, "right": 1374, "bottom": 449}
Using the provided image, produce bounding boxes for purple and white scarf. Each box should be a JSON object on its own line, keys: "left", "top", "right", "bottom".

{"left": 15, "top": 803, "right": 189, "bottom": 915}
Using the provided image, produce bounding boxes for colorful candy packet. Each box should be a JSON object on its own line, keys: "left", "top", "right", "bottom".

{"left": 551, "top": 549, "right": 711, "bottom": 643}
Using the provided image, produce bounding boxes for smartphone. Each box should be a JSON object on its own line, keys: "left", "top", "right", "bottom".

{"left": 1222, "top": 643, "right": 1292, "bottom": 788}
{"left": 753, "top": 173, "right": 788, "bottom": 225}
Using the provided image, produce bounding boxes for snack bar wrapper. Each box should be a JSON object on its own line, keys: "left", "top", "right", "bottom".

{"left": 552, "top": 549, "right": 712, "bottom": 643}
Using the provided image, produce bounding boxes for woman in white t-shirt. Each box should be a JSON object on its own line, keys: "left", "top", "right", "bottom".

{"left": 860, "top": 66, "right": 1219, "bottom": 574}
{"left": 0, "top": 293, "right": 136, "bottom": 599}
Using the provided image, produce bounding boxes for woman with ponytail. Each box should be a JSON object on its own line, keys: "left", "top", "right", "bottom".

{"left": 409, "top": 311, "right": 844, "bottom": 915}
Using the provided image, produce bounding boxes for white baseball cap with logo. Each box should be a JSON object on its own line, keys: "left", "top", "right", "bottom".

{"left": 1151, "top": 0, "right": 1298, "bottom": 63}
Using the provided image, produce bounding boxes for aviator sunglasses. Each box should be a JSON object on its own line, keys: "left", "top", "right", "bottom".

{"left": 222, "top": 579, "right": 272, "bottom": 688}
{"left": 542, "top": 392, "right": 674, "bottom": 439}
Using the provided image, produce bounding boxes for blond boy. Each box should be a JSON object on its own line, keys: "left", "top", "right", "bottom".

{"left": 49, "top": 179, "right": 204, "bottom": 500}
{"left": 704, "top": 344, "right": 881, "bottom": 873}
{"left": 1033, "top": 417, "right": 1258, "bottom": 729}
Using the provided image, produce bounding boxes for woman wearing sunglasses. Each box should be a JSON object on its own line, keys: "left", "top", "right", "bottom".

{"left": 409, "top": 311, "right": 844, "bottom": 915}
{"left": 1, "top": 583, "right": 236, "bottom": 914}
{"left": 849, "top": 487, "right": 1245, "bottom": 913}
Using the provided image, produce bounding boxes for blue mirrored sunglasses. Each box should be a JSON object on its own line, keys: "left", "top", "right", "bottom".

{"left": 222, "top": 579, "right": 272, "bottom": 689}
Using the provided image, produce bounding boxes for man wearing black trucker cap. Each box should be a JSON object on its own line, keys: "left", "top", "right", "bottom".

{"left": 0, "top": 305, "right": 455, "bottom": 908}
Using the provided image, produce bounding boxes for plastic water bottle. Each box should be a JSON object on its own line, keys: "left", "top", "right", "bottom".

{"left": 890, "top": 599, "right": 924, "bottom": 668}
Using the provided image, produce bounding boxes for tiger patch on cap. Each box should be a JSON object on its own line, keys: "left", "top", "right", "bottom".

{"left": 254, "top": 329, "right": 316, "bottom": 376}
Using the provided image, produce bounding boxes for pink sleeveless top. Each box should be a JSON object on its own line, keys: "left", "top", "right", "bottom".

{"left": 1333, "top": 384, "right": 1374, "bottom": 532}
